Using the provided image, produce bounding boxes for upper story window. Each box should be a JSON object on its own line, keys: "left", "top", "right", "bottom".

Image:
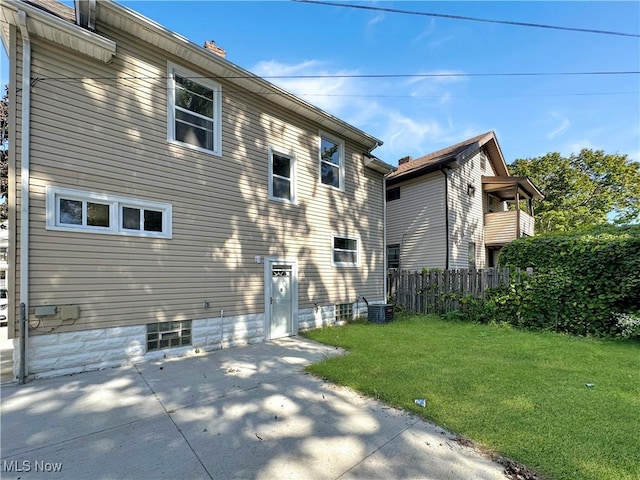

{"left": 386, "top": 187, "right": 400, "bottom": 202}
{"left": 46, "top": 187, "right": 172, "bottom": 239}
{"left": 319, "top": 132, "right": 345, "bottom": 191}
{"left": 168, "top": 63, "right": 222, "bottom": 156}
{"left": 269, "top": 147, "right": 296, "bottom": 203}
{"left": 332, "top": 234, "right": 360, "bottom": 267}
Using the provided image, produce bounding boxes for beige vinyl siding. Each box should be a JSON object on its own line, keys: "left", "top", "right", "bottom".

{"left": 447, "top": 150, "right": 490, "bottom": 268}
{"left": 484, "top": 211, "right": 518, "bottom": 245}
{"left": 16, "top": 24, "right": 385, "bottom": 334}
{"left": 484, "top": 210, "right": 535, "bottom": 246}
{"left": 386, "top": 172, "right": 447, "bottom": 271}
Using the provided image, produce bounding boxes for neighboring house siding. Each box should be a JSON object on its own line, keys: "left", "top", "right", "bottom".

{"left": 386, "top": 148, "right": 507, "bottom": 272}
{"left": 386, "top": 172, "right": 447, "bottom": 271}
{"left": 484, "top": 211, "right": 519, "bottom": 245}
{"left": 13, "top": 21, "right": 385, "bottom": 345}
{"left": 447, "top": 150, "right": 495, "bottom": 269}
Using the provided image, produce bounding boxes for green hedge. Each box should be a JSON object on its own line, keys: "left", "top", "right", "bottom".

{"left": 490, "top": 225, "right": 640, "bottom": 337}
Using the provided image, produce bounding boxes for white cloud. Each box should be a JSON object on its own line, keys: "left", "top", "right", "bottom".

{"left": 374, "top": 113, "right": 482, "bottom": 164}
{"left": 412, "top": 19, "right": 437, "bottom": 43}
{"left": 411, "top": 19, "right": 453, "bottom": 50}
{"left": 367, "top": 13, "right": 384, "bottom": 27}
{"left": 548, "top": 113, "right": 570, "bottom": 139}
{"left": 406, "top": 70, "right": 467, "bottom": 87}
{"left": 565, "top": 140, "right": 593, "bottom": 155}
{"left": 251, "top": 60, "right": 364, "bottom": 116}
{"left": 250, "top": 60, "right": 475, "bottom": 165}
{"left": 427, "top": 35, "right": 454, "bottom": 49}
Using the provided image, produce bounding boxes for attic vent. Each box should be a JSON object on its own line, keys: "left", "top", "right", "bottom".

{"left": 204, "top": 40, "right": 226, "bottom": 58}
{"left": 398, "top": 156, "right": 413, "bottom": 165}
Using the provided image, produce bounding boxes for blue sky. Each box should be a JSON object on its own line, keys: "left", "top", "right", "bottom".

{"left": 2, "top": 1, "right": 639, "bottom": 165}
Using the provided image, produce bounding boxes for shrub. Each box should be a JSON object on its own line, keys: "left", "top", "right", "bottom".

{"left": 493, "top": 225, "right": 640, "bottom": 336}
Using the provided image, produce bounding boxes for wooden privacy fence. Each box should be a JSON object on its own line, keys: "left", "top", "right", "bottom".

{"left": 387, "top": 268, "right": 525, "bottom": 314}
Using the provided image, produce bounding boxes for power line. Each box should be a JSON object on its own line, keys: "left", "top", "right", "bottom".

{"left": 34, "top": 70, "right": 640, "bottom": 83}
{"left": 297, "top": 92, "right": 639, "bottom": 99}
{"left": 32, "top": 74, "right": 638, "bottom": 100}
{"left": 293, "top": 0, "right": 640, "bottom": 38}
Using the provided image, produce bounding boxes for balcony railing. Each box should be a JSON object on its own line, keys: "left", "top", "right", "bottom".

{"left": 484, "top": 210, "right": 535, "bottom": 246}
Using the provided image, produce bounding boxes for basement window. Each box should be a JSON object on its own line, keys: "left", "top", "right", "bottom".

{"left": 335, "top": 303, "right": 353, "bottom": 322}
{"left": 147, "top": 320, "right": 192, "bottom": 351}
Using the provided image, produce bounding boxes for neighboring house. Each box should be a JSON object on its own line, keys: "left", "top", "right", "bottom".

{"left": 386, "top": 131, "right": 543, "bottom": 271}
{"left": 0, "top": 0, "right": 394, "bottom": 379}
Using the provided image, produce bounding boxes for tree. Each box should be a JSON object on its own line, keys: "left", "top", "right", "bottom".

{"left": 1, "top": 85, "right": 8, "bottom": 222}
{"left": 509, "top": 149, "right": 640, "bottom": 233}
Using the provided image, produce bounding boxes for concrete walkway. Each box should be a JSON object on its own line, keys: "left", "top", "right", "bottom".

{"left": 0, "top": 337, "right": 508, "bottom": 479}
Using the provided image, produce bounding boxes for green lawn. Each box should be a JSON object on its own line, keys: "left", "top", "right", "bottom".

{"left": 302, "top": 315, "right": 640, "bottom": 480}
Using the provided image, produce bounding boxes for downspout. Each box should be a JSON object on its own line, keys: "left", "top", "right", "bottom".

{"left": 441, "top": 167, "right": 450, "bottom": 269}
{"left": 382, "top": 174, "right": 388, "bottom": 302}
{"left": 18, "top": 10, "right": 31, "bottom": 384}
{"left": 515, "top": 187, "right": 521, "bottom": 238}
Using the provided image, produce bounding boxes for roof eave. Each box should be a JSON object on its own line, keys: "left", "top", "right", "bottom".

{"left": 482, "top": 176, "right": 544, "bottom": 200}
{"left": 462, "top": 132, "right": 509, "bottom": 177}
{"left": 1, "top": 0, "right": 115, "bottom": 63}
{"left": 387, "top": 157, "right": 457, "bottom": 185}
{"left": 364, "top": 155, "right": 396, "bottom": 175}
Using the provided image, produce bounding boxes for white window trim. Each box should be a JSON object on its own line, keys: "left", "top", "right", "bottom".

{"left": 268, "top": 146, "right": 297, "bottom": 204}
{"left": 167, "top": 62, "right": 222, "bottom": 156}
{"left": 319, "top": 131, "right": 345, "bottom": 192}
{"left": 331, "top": 233, "right": 360, "bottom": 267}
{"left": 46, "top": 186, "right": 173, "bottom": 239}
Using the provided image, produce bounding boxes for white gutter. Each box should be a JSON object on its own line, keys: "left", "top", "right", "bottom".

{"left": 18, "top": 9, "right": 31, "bottom": 382}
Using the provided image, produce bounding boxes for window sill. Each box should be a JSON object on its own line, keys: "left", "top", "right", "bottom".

{"left": 168, "top": 139, "right": 222, "bottom": 157}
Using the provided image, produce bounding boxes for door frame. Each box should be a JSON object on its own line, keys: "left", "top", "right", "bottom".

{"left": 263, "top": 257, "right": 298, "bottom": 341}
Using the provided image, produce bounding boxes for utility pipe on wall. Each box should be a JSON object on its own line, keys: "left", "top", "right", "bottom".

{"left": 441, "top": 167, "right": 450, "bottom": 269}
{"left": 18, "top": 10, "right": 31, "bottom": 384}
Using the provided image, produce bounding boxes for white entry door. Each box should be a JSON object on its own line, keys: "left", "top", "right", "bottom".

{"left": 265, "top": 260, "right": 297, "bottom": 340}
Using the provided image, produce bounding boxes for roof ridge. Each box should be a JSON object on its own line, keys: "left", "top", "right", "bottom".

{"left": 388, "top": 131, "right": 495, "bottom": 179}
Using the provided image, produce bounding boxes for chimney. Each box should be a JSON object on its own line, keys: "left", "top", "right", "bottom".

{"left": 398, "top": 156, "right": 413, "bottom": 166}
{"left": 204, "top": 40, "right": 226, "bottom": 58}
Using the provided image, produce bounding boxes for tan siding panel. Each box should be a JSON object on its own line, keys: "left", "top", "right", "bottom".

{"left": 448, "top": 151, "right": 486, "bottom": 268}
{"left": 387, "top": 172, "right": 447, "bottom": 271}
{"left": 18, "top": 25, "right": 386, "bottom": 334}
